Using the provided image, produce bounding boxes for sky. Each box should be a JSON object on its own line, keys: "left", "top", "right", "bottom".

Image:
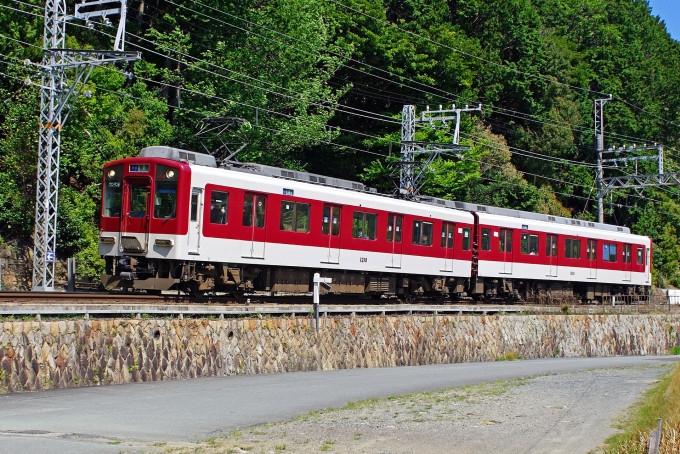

{"left": 648, "top": 0, "right": 680, "bottom": 41}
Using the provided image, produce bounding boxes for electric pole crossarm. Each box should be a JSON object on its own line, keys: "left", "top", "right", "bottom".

{"left": 603, "top": 173, "right": 680, "bottom": 190}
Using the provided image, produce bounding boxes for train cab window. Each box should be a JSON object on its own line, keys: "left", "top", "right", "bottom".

{"left": 243, "top": 194, "right": 266, "bottom": 228}
{"left": 412, "top": 220, "right": 433, "bottom": 246}
{"left": 637, "top": 246, "right": 645, "bottom": 265}
{"left": 209, "top": 191, "right": 229, "bottom": 224}
{"left": 565, "top": 239, "right": 581, "bottom": 259}
{"left": 546, "top": 235, "right": 557, "bottom": 257}
{"left": 103, "top": 164, "right": 122, "bottom": 217}
{"left": 521, "top": 234, "right": 539, "bottom": 255}
{"left": 387, "top": 214, "right": 402, "bottom": 242}
{"left": 462, "top": 228, "right": 471, "bottom": 250}
{"left": 280, "top": 201, "right": 310, "bottom": 233}
{"left": 603, "top": 243, "right": 617, "bottom": 262}
{"left": 481, "top": 228, "right": 491, "bottom": 251}
{"left": 623, "top": 244, "right": 632, "bottom": 264}
{"left": 352, "top": 211, "right": 377, "bottom": 240}
{"left": 322, "top": 206, "right": 340, "bottom": 236}
{"left": 154, "top": 165, "right": 178, "bottom": 219}
{"left": 129, "top": 184, "right": 149, "bottom": 218}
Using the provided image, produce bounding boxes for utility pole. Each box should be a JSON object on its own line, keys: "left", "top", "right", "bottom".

{"left": 399, "top": 104, "right": 481, "bottom": 197}
{"left": 594, "top": 95, "right": 612, "bottom": 223}
{"left": 32, "top": 0, "right": 139, "bottom": 291}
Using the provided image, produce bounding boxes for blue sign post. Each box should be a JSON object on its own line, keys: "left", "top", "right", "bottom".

{"left": 46, "top": 251, "right": 55, "bottom": 263}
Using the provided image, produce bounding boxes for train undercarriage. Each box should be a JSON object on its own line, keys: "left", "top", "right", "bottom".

{"left": 103, "top": 255, "right": 649, "bottom": 304}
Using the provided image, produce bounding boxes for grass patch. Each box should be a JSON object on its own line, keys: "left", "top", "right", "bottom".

{"left": 496, "top": 351, "right": 522, "bottom": 361}
{"left": 320, "top": 440, "right": 335, "bottom": 451}
{"left": 603, "top": 364, "right": 680, "bottom": 453}
{"left": 107, "top": 441, "right": 121, "bottom": 445}
{"left": 670, "top": 346, "right": 680, "bottom": 355}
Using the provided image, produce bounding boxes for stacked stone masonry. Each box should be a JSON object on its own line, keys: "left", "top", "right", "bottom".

{"left": 0, "top": 314, "right": 678, "bottom": 393}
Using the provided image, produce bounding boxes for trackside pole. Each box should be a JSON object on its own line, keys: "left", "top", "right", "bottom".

{"left": 313, "top": 273, "right": 332, "bottom": 333}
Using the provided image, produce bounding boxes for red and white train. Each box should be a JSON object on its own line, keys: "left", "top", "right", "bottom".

{"left": 99, "top": 146, "right": 651, "bottom": 302}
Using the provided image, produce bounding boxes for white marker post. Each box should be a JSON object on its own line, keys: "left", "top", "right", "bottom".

{"left": 313, "top": 273, "right": 332, "bottom": 333}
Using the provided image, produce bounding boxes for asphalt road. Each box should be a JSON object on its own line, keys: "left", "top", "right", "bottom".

{"left": 0, "top": 355, "right": 678, "bottom": 453}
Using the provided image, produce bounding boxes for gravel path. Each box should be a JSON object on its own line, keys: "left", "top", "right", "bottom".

{"left": 141, "top": 364, "right": 671, "bottom": 454}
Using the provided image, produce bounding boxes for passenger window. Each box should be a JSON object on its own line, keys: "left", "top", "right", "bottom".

{"left": 603, "top": 243, "right": 617, "bottom": 262}
{"left": 387, "top": 215, "right": 403, "bottom": 243}
{"left": 521, "top": 234, "right": 539, "bottom": 255}
{"left": 104, "top": 164, "right": 123, "bottom": 217}
{"left": 280, "top": 201, "right": 310, "bottom": 233}
{"left": 565, "top": 239, "right": 581, "bottom": 259}
{"left": 352, "top": 211, "right": 377, "bottom": 240}
{"left": 462, "top": 228, "right": 471, "bottom": 250}
{"left": 412, "top": 220, "right": 433, "bottom": 246}
{"left": 322, "top": 206, "right": 341, "bottom": 236}
{"left": 481, "top": 228, "right": 490, "bottom": 251}
{"left": 209, "top": 191, "right": 228, "bottom": 224}
{"left": 637, "top": 246, "right": 645, "bottom": 265}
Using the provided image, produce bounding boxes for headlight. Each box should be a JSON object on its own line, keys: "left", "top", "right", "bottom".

{"left": 166, "top": 169, "right": 175, "bottom": 179}
{"left": 107, "top": 169, "right": 116, "bottom": 178}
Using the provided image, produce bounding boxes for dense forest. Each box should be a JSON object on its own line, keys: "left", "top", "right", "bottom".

{"left": 1, "top": 0, "right": 680, "bottom": 285}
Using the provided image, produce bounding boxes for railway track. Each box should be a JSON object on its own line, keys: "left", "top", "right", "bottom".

{"left": 0, "top": 291, "right": 671, "bottom": 317}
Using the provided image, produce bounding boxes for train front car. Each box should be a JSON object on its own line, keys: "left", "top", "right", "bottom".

{"left": 99, "top": 146, "right": 201, "bottom": 292}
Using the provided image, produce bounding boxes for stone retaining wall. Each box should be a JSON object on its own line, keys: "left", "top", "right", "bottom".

{"left": 1, "top": 314, "right": 679, "bottom": 393}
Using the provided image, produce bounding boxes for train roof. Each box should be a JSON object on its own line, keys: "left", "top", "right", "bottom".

{"left": 140, "top": 146, "right": 631, "bottom": 235}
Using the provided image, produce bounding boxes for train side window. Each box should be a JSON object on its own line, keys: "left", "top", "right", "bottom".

{"left": 623, "top": 244, "right": 632, "bottom": 263}
{"left": 499, "top": 230, "right": 512, "bottom": 253}
{"left": 565, "top": 239, "right": 581, "bottom": 259}
{"left": 280, "top": 201, "right": 310, "bottom": 233}
{"left": 103, "top": 164, "right": 122, "bottom": 217}
{"left": 586, "top": 240, "right": 597, "bottom": 260}
{"left": 352, "top": 211, "right": 376, "bottom": 240}
{"left": 209, "top": 191, "right": 228, "bottom": 224}
{"left": 546, "top": 235, "right": 557, "bottom": 257}
{"left": 603, "top": 243, "right": 617, "bottom": 262}
{"left": 481, "top": 228, "right": 490, "bottom": 251}
{"left": 462, "top": 228, "right": 471, "bottom": 250}
{"left": 387, "top": 214, "right": 402, "bottom": 242}
{"left": 322, "top": 206, "right": 341, "bottom": 236}
{"left": 243, "top": 195, "right": 266, "bottom": 228}
{"left": 637, "top": 246, "right": 645, "bottom": 265}
{"left": 521, "top": 234, "right": 539, "bottom": 255}
{"left": 441, "top": 223, "right": 454, "bottom": 248}
{"left": 412, "top": 220, "right": 433, "bottom": 246}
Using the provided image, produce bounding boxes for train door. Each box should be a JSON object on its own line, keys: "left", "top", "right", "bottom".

{"left": 386, "top": 214, "right": 403, "bottom": 268}
{"left": 321, "top": 204, "right": 341, "bottom": 264}
{"left": 623, "top": 243, "right": 632, "bottom": 281}
{"left": 587, "top": 239, "right": 597, "bottom": 279}
{"left": 441, "top": 222, "right": 455, "bottom": 272}
{"left": 188, "top": 188, "right": 203, "bottom": 255}
{"left": 120, "top": 176, "right": 151, "bottom": 253}
{"left": 546, "top": 234, "right": 558, "bottom": 277}
{"left": 499, "top": 229, "right": 513, "bottom": 274}
{"left": 241, "top": 193, "right": 267, "bottom": 259}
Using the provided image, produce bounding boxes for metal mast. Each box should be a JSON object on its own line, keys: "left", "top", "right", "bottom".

{"left": 32, "top": 0, "right": 139, "bottom": 291}
{"left": 399, "top": 104, "right": 481, "bottom": 197}
{"left": 594, "top": 95, "right": 611, "bottom": 223}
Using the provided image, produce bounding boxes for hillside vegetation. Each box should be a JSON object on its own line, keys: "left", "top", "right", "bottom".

{"left": 1, "top": 0, "right": 680, "bottom": 282}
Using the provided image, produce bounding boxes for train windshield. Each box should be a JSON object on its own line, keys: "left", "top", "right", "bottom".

{"left": 154, "top": 165, "right": 178, "bottom": 219}
{"left": 103, "top": 164, "right": 123, "bottom": 217}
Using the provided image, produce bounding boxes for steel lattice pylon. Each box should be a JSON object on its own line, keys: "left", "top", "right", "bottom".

{"left": 32, "top": 0, "right": 139, "bottom": 291}
{"left": 32, "top": 0, "right": 66, "bottom": 291}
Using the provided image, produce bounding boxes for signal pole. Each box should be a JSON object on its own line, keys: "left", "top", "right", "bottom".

{"left": 32, "top": 0, "right": 139, "bottom": 291}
